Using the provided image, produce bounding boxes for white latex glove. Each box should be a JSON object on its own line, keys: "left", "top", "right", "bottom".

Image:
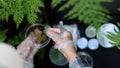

{"left": 46, "top": 27, "right": 78, "bottom": 62}
{"left": 46, "top": 27, "right": 74, "bottom": 50}
{"left": 17, "top": 29, "right": 43, "bottom": 68}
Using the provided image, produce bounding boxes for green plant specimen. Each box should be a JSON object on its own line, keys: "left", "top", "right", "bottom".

{"left": 107, "top": 8, "right": 120, "bottom": 49}
{"left": 52, "top": 0, "right": 113, "bottom": 28}
{"left": 107, "top": 23, "right": 120, "bottom": 49}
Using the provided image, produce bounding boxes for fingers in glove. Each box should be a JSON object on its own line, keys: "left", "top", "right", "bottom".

{"left": 48, "top": 28, "right": 61, "bottom": 33}
{"left": 28, "top": 44, "right": 40, "bottom": 59}
{"left": 17, "top": 35, "right": 35, "bottom": 59}
{"left": 46, "top": 28, "right": 61, "bottom": 41}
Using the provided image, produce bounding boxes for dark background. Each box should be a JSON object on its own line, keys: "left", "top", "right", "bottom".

{"left": 34, "top": 0, "right": 120, "bottom": 68}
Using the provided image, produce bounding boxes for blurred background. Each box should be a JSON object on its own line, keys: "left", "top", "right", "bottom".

{"left": 0, "top": 0, "right": 120, "bottom": 68}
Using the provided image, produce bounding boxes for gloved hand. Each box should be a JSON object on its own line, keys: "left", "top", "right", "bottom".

{"left": 46, "top": 27, "right": 78, "bottom": 62}
{"left": 17, "top": 28, "right": 43, "bottom": 68}
{"left": 46, "top": 27, "right": 74, "bottom": 50}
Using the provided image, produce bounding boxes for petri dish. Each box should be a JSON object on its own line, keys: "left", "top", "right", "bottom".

{"left": 97, "top": 23, "right": 119, "bottom": 48}
{"left": 25, "top": 23, "right": 50, "bottom": 48}
{"left": 77, "top": 37, "right": 88, "bottom": 49}
{"left": 49, "top": 46, "right": 68, "bottom": 66}
{"left": 85, "top": 26, "right": 96, "bottom": 38}
{"left": 88, "top": 38, "right": 99, "bottom": 50}
{"left": 77, "top": 51, "right": 93, "bottom": 68}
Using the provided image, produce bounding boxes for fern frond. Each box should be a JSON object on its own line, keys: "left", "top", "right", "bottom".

{"left": 0, "top": 0, "right": 44, "bottom": 46}
{"left": 52, "top": 0, "right": 113, "bottom": 28}
{"left": 27, "top": 12, "right": 38, "bottom": 24}
{"left": 58, "top": 0, "right": 78, "bottom": 11}
{"left": 107, "top": 30, "right": 120, "bottom": 49}
{"left": 23, "top": 0, "right": 44, "bottom": 25}
{"left": 107, "top": 22, "right": 120, "bottom": 49}
{"left": 117, "top": 22, "right": 120, "bottom": 27}
{"left": 51, "top": 0, "right": 63, "bottom": 8}
{"left": 0, "top": 0, "right": 44, "bottom": 28}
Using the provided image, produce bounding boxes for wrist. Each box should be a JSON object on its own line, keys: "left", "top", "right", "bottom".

{"left": 60, "top": 44, "right": 78, "bottom": 62}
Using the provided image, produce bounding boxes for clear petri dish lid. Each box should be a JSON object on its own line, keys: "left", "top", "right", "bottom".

{"left": 97, "top": 23, "right": 119, "bottom": 48}
{"left": 25, "top": 23, "right": 51, "bottom": 48}
{"left": 77, "top": 51, "right": 93, "bottom": 68}
{"left": 85, "top": 26, "right": 96, "bottom": 38}
{"left": 88, "top": 38, "right": 99, "bottom": 50}
{"left": 77, "top": 37, "right": 88, "bottom": 49}
{"left": 49, "top": 46, "right": 68, "bottom": 66}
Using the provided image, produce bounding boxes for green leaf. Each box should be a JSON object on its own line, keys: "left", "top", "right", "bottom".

{"left": 0, "top": 0, "right": 44, "bottom": 28}
{"left": 52, "top": 0, "right": 113, "bottom": 29}
{"left": 107, "top": 26, "right": 120, "bottom": 50}
{"left": 27, "top": 12, "right": 37, "bottom": 24}
{"left": 51, "top": 0, "right": 63, "bottom": 8}
{"left": 13, "top": 9, "right": 24, "bottom": 28}
{"left": 0, "top": 0, "right": 44, "bottom": 46}
{"left": 117, "top": 22, "right": 120, "bottom": 27}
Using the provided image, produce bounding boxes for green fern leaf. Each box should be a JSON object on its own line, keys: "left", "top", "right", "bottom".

{"left": 117, "top": 22, "right": 120, "bottom": 27}
{"left": 107, "top": 25, "right": 120, "bottom": 49}
{"left": 0, "top": 0, "right": 44, "bottom": 28}
{"left": 52, "top": 0, "right": 63, "bottom": 8}
{"left": 27, "top": 12, "right": 38, "bottom": 24}
{"left": 13, "top": 9, "right": 24, "bottom": 28}
{"left": 52, "top": 0, "right": 113, "bottom": 29}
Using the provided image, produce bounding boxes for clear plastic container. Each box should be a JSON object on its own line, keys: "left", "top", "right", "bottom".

{"left": 77, "top": 37, "right": 88, "bottom": 49}
{"left": 97, "top": 23, "right": 119, "bottom": 48}
{"left": 25, "top": 23, "right": 50, "bottom": 48}
{"left": 49, "top": 46, "right": 68, "bottom": 66}
{"left": 88, "top": 38, "right": 99, "bottom": 50}
{"left": 85, "top": 26, "right": 96, "bottom": 38}
{"left": 77, "top": 51, "right": 93, "bottom": 68}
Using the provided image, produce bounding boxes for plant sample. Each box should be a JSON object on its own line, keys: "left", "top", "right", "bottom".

{"left": 106, "top": 7, "right": 120, "bottom": 49}
{"left": 107, "top": 23, "right": 120, "bottom": 49}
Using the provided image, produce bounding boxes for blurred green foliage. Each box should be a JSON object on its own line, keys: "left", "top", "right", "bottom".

{"left": 107, "top": 22, "right": 120, "bottom": 49}
{"left": 0, "top": 0, "right": 44, "bottom": 46}
{"left": 52, "top": 0, "right": 113, "bottom": 28}
{"left": 0, "top": 0, "right": 119, "bottom": 48}
{"left": 0, "top": 0, "right": 44, "bottom": 28}
{"left": 107, "top": 8, "right": 120, "bottom": 49}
